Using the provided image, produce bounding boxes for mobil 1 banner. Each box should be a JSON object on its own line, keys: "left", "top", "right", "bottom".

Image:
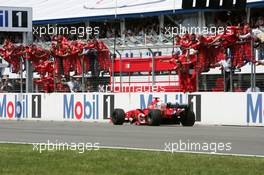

{"left": 32, "top": 95, "right": 41, "bottom": 118}
{"left": 103, "top": 95, "right": 115, "bottom": 119}
{"left": 188, "top": 94, "right": 201, "bottom": 122}
{"left": 0, "top": 6, "right": 32, "bottom": 32}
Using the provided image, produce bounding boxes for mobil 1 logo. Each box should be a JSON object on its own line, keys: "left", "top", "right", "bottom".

{"left": 103, "top": 95, "right": 114, "bottom": 119}
{"left": 188, "top": 94, "right": 201, "bottom": 121}
{"left": 12, "top": 11, "right": 28, "bottom": 28}
{"left": 32, "top": 95, "right": 41, "bottom": 118}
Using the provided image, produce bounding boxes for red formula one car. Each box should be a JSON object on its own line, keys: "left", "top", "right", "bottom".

{"left": 111, "top": 98, "right": 195, "bottom": 126}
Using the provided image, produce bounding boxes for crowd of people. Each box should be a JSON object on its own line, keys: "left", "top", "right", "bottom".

{"left": 91, "top": 22, "right": 160, "bottom": 38}
{"left": 0, "top": 36, "right": 110, "bottom": 93}
{"left": 1, "top": 21, "right": 264, "bottom": 92}
{"left": 0, "top": 76, "right": 102, "bottom": 93}
{"left": 159, "top": 22, "right": 264, "bottom": 92}
{"left": 0, "top": 78, "right": 23, "bottom": 93}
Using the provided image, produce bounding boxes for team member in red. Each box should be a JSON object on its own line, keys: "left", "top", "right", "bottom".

{"left": 236, "top": 24, "right": 253, "bottom": 68}
{"left": 34, "top": 73, "right": 54, "bottom": 93}
{"left": 1, "top": 40, "right": 23, "bottom": 73}
{"left": 29, "top": 45, "right": 50, "bottom": 66}
{"left": 210, "top": 26, "right": 239, "bottom": 47}
{"left": 186, "top": 34, "right": 200, "bottom": 92}
{"left": 208, "top": 26, "right": 240, "bottom": 69}
{"left": 161, "top": 34, "right": 199, "bottom": 92}
{"left": 71, "top": 41, "right": 84, "bottom": 75}
{"left": 34, "top": 60, "right": 54, "bottom": 77}
{"left": 177, "top": 34, "right": 192, "bottom": 92}
{"left": 50, "top": 36, "right": 70, "bottom": 77}
{"left": 161, "top": 53, "right": 190, "bottom": 92}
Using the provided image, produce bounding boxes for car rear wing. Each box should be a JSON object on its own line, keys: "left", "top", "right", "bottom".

{"left": 167, "top": 103, "right": 189, "bottom": 109}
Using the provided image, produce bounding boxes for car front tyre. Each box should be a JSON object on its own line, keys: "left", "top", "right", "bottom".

{"left": 111, "top": 109, "right": 125, "bottom": 125}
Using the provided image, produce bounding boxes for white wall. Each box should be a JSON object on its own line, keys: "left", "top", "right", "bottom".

{"left": 0, "top": 93, "right": 186, "bottom": 122}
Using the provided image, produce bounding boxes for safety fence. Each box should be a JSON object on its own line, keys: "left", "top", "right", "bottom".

{"left": 0, "top": 35, "right": 264, "bottom": 93}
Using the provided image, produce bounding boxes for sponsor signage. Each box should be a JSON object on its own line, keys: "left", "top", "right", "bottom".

{"left": 0, "top": 6, "right": 32, "bottom": 32}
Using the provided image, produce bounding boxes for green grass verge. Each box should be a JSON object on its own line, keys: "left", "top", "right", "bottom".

{"left": 0, "top": 144, "right": 263, "bottom": 175}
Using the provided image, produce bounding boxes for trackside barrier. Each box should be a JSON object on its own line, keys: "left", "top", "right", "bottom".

{"left": 0, "top": 93, "right": 186, "bottom": 122}
{"left": 0, "top": 93, "right": 263, "bottom": 126}
{"left": 194, "top": 92, "right": 264, "bottom": 126}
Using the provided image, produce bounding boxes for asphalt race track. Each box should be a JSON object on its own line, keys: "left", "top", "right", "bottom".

{"left": 0, "top": 121, "right": 263, "bottom": 157}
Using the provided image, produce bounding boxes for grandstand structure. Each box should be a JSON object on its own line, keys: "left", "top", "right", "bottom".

{"left": 0, "top": 0, "right": 264, "bottom": 93}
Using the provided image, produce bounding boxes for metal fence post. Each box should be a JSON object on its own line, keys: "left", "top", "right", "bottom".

{"left": 148, "top": 48, "right": 155, "bottom": 90}
{"left": 82, "top": 56, "right": 85, "bottom": 92}
{"left": 115, "top": 50, "right": 122, "bottom": 92}
{"left": 20, "top": 56, "right": 23, "bottom": 94}
{"left": 196, "top": 52, "right": 199, "bottom": 92}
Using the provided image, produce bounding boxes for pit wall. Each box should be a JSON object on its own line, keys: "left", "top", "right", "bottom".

{"left": 0, "top": 93, "right": 263, "bottom": 126}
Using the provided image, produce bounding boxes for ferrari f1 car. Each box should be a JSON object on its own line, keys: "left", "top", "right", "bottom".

{"left": 111, "top": 98, "right": 195, "bottom": 126}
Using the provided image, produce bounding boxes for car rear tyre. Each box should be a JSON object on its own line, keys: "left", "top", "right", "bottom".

{"left": 111, "top": 109, "right": 125, "bottom": 125}
{"left": 172, "top": 115, "right": 181, "bottom": 125}
{"left": 181, "top": 109, "right": 195, "bottom": 126}
{"left": 147, "top": 109, "right": 161, "bottom": 126}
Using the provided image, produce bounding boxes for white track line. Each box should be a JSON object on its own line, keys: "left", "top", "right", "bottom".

{"left": 0, "top": 141, "right": 264, "bottom": 158}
